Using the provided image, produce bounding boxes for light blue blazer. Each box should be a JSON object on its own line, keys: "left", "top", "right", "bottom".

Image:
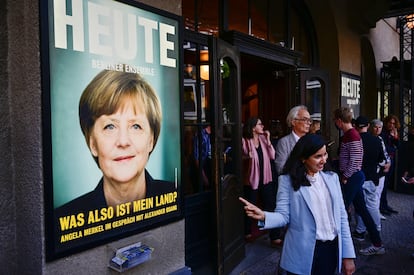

{"left": 262, "top": 171, "right": 356, "bottom": 275}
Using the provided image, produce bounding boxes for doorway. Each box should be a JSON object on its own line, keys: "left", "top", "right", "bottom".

{"left": 240, "top": 54, "right": 294, "bottom": 132}
{"left": 183, "top": 31, "right": 244, "bottom": 275}
{"left": 183, "top": 30, "right": 330, "bottom": 275}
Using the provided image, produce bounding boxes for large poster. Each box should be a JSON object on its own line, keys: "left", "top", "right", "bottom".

{"left": 42, "top": 0, "right": 182, "bottom": 260}
{"left": 340, "top": 72, "right": 361, "bottom": 118}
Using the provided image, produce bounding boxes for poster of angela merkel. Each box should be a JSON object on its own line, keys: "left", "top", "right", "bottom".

{"left": 41, "top": 0, "right": 182, "bottom": 260}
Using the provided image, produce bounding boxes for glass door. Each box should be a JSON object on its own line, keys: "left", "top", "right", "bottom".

{"left": 183, "top": 30, "right": 244, "bottom": 274}
{"left": 212, "top": 39, "right": 244, "bottom": 274}
{"left": 182, "top": 31, "right": 216, "bottom": 272}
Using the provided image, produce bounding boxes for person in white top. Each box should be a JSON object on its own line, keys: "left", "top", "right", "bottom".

{"left": 240, "top": 134, "right": 355, "bottom": 275}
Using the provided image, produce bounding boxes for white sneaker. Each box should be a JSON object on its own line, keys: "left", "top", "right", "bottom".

{"left": 359, "top": 245, "right": 386, "bottom": 255}
{"left": 380, "top": 214, "right": 386, "bottom": 220}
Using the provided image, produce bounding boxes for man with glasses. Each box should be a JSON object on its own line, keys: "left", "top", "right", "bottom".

{"left": 274, "top": 105, "right": 311, "bottom": 175}
{"left": 271, "top": 105, "right": 311, "bottom": 248}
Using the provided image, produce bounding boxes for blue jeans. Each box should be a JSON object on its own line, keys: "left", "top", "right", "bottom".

{"left": 342, "top": 171, "right": 382, "bottom": 246}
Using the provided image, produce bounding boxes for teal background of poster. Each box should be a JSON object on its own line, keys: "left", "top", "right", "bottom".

{"left": 49, "top": 0, "right": 181, "bottom": 208}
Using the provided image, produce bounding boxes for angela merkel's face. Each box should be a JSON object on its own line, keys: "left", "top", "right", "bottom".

{"left": 89, "top": 101, "right": 154, "bottom": 185}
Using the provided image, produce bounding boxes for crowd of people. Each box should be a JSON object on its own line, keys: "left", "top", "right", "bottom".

{"left": 240, "top": 105, "right": 414, "bottom": 274}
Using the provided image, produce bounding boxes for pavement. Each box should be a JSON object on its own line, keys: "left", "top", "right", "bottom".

{"left": 229, "top": 189, "right": 414, "bottom": 275}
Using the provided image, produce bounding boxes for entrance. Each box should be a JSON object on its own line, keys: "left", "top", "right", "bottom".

{"left": 183, "top": 31, "right": 244, "bottom": 274}
{"left": 240, "top": 53, "right": 294, "bottom": 130}
{"left": 183, "top": 30, "right": 330, "bottom": 275}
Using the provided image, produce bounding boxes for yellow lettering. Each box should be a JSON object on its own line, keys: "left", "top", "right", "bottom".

{"left": 83, "top": 225, "right": 105, "bottom": 236}
{"left": 60, "top": 231, "right": 83, "bottom": 243}
{"left": 112, "top": 216, "right": 136, "bottom": 228}
{"left": 144, "top": 208, "right": 165, "bottom": 219}
{"left": 166, "top": 205, "right": 177, "bottom": 213}
{"left": 156, "top": 192, "right": 177, "bottom": 206}
{"left": 136, "top": 214, "right": 144, "bottom": 221}
{"left": 59, "top": 213, "right": 84, "bottom": 231}
{"left": 87, "top": 207, "right": 114, "bottom": 224}
{"left": 133, "top": 197, "right": 153, "bottom": 212}
{"left": 116, "top": 202, "right": 131, "bottom": 216}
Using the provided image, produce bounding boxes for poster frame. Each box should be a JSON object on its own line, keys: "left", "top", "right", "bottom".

{"left": 41, "top": 0, "right": 184, "bottom": 261}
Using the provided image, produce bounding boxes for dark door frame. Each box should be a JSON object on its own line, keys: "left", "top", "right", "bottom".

{"left": 183, "top": 30, "right": 244, "bottom": 275}
{"left": 221, "top": 30, "right": 302, "bottom": 67}
{"left": 210, "top": 37, "right": 244, "bottom": 274}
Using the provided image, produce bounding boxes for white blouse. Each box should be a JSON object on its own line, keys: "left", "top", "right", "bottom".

{"left": 306, "top": 172, "right": 337, "bottom": 241}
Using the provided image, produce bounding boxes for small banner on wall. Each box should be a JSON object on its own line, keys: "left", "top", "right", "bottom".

{"left": 340, "top": 72, "right": 361, "bottom": 118}
{"left": 41, "top": 0, "right": 182, "bottom": 260}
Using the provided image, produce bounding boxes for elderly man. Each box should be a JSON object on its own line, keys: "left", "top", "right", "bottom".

{"left": 270, "top": 105, "right": 310, "bottom": 248}
{"left": 274, "top": 105, "right": 311, "bottom": 174}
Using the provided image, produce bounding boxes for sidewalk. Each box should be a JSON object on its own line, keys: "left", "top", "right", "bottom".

{"left": 229, "top": 190, "right": 414, "bottom": 275}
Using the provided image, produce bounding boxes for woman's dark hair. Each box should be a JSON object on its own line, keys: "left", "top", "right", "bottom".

{"left": 282, "top": 134, "right": 328, "bottom": 191}
{"left": 243, "top": 117, "right": 259, "bottom": 139}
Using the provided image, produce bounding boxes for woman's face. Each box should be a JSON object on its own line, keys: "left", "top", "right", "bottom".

{"left": 386, "top": 119, "right": 396, "bottom": 131}
{"left": 310, "top": 121, "right": 321, "bottom": 134}
{"left": 303, "top": 145, "right": 328, "bottom": 176}
{"left": 89, "top": 101, "right": 154, "bottom": 185}
{"left": 253, "top": 119, "right": 264, "bottom": 135}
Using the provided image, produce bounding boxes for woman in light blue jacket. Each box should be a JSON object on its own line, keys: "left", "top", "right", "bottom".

{"left": 240, "top": 134, "right": 355, "bottom": 275}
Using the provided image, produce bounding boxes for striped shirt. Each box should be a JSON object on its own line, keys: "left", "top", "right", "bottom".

{"left": 339, "top": 127, "right": 363, "bottom": 179}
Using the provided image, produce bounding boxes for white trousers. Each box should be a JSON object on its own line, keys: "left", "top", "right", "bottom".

{"left": 356, "top": 177, "right": 385, "bottom": 232}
